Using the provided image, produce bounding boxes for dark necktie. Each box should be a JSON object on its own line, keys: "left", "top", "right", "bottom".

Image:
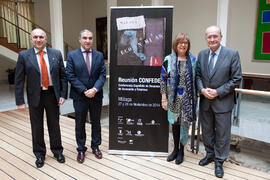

{"left": 85, "top": 51, "right": 90, "bottom": 74}
{"left": 208, "top": 52, "right": 216, "bottom": 75}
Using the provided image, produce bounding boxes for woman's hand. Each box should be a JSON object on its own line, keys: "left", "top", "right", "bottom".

{"left": 161, "top": 98, "right": 168, "bottom": 111}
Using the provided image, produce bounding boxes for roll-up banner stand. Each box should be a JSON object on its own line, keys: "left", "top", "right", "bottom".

{"left": 109, "top": 6, "right": 173, "bottom": 156}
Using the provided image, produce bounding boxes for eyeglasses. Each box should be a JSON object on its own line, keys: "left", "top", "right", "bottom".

{"left": 177, "top": 41, "right": 188, "bottom": 45}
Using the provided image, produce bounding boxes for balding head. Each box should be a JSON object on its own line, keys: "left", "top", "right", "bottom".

{"left": 205, "top": 25, "right": 222, "bottom": 52}
{"left": 205, "top": 26, "right": 222, "bottom": 36}
{"left": 30, "top": 28, "right": 47, "bottom": 51}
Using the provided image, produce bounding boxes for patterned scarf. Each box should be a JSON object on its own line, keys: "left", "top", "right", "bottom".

{"left": 169, "top": 52, "right": 196, "bottom": 122}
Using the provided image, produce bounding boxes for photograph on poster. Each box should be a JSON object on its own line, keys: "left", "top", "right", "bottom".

{"left": 117, "top": 15, "right": 165, "bottom": 66}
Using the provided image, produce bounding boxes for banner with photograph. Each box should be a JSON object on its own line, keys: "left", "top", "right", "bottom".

{"left": 109, "top": 7, "right": 173, "bottom": 156}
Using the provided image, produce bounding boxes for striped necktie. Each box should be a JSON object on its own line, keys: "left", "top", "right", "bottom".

{"left": 85, "top": 51, "right": 91, "bottom": 74}
{"left": 208, "top": 52, "right": 216, "bottom": 75}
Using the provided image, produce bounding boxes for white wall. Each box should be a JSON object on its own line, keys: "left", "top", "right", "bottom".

{"left": 34, "top": 0, "right": 107, "bottom": 51}
{"left": 33, "top": 0, "right": 51, "bottom": 32}
{"left": 62, "top": 0, "right": 84, "bottom": 49}
{"left": 117, "top": 0, "right": 152, "bottom": 6}
{"left": 32, "top": 0, "right": 270, "bottom": 74}
{"left": 82, "top": 0, "right": 107, "bottom": 50}
{"left": 164, "top": 0, "right": 217, "bottom": 57}
{"left": 165, "top": 0, "right": 270, "bottom": 74}
{"left": 228, "top": 0, "right": 270, "bottom": 74}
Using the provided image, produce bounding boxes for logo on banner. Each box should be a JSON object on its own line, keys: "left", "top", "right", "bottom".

{"left": 118, "top": 140, "right": 127, "bottom": 144}
{"left": 128, "top": 139, "right": 134, "bottom": 144}
{"left": 118, "top": 116, "right": 124, "bottom": 124}
{"left": 126, "top": 118, "right": 134, "bottom": 125}
{"left": 137, "top": 118, "right": 143, "bottom": 125}
{"left": 145, "top": 119, "right": 160, "bottom": 126}
{"left": 125, "top": 130, "right": 132, "bottom": 136}
{"left": 118, "top": 128, "right": 123, "bottom": 136}
{"left": 135, "top": 130, "right": 144, "bottom": 137}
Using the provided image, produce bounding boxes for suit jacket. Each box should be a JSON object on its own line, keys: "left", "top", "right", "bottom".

{"left": 66, "top": 48, "right": 106, "bottom": 101}
{"left": 196, "top": 46, "right": 242, "bottom": 113}
{"left": 15, "top": 48, "right": 68, "bottom": 107}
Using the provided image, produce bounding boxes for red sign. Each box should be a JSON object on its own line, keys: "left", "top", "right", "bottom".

{"left": 262, "top": 32, "right": 270, "bottom": 53}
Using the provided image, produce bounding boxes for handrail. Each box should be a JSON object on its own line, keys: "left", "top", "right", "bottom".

{"left": 0, "top": 17, "right": 32, "bottom": 38}
{"left": 242, "top": 72, "right": 270, "bottom": 79}
{"left": 0, "top": 1, "right": 74, "bottom": 51}
{"left": 1, "top": 16, "right": 54, "bottom": 49}
{"left": 0, "top": 1, "right": 51, "bottom": 35}
{"left": 235, "top": 88, "right": 270, "bottom": 97}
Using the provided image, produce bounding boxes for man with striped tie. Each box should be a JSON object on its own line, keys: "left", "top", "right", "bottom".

{"left": 66, "top": 29, "right": 106, "bottom": 163}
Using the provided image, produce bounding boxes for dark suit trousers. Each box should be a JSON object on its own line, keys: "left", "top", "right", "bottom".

{"left": 29, "top": 87, "right": 63, "bottom": 158}
{"left": 73, "top": 95, "right": 102, "bottom": 152}
{"left": 200, "top": 107, "right": 232, "bottom": 162}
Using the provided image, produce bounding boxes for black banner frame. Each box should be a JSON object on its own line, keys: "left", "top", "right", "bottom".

{"left": 109, "top": 6, "right": 173, "bottom": 156}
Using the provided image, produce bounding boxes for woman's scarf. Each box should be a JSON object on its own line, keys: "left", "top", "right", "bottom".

{"left": 168, "top": 52, "right": 196, "bottom": 122}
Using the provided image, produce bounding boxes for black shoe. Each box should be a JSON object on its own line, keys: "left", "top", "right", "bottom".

{"left": 215, "top": 161, "right": 224, "bottom": 178}
{"left": 167, "top": 148, "right": 179, "bottom": 162}
{"left": 175, "top": 144, "right": 184, "bottom": 165}
{"left": 199, "top": 155, "right": 214, "bottom": 166}
{"left": 35, "top": 157, "right": 45, "bottom": 168}
{"left": 54, "top": 154, "right": 65, "bottom": 163}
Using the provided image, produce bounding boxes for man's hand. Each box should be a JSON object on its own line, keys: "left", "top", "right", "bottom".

{"left": 201, "top": 88, "right": 218, "bottom": 99}
{"left": 84, "top": 88, "right": 97, "bottom": 98}
{"left": 208, "top": 88, "right": 218, "bottom": 98}
{"left": 17, "top": 104, "right": 26, "bottom": 111}
{"left": 58, "top": 97, "right": 66, "bottom": 106}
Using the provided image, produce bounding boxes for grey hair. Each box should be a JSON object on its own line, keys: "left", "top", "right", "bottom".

{"left": 31, "top": 28, "right": 47, "bottom": 39}
{"left": 79, "top": 29, "right": 92, "bottom": 38}
{"left": 205, "top": 25, "right": 222, "bottom": 36}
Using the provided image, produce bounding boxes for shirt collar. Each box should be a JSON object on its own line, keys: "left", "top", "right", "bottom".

{"left": 81, "top": 47, "right": 92, "bottom": 53}
{"left": 210, "top": 45, "right": 221, "bottom": 56}
{"left": 34, "top": 47, "right": 47, "bottom": 54}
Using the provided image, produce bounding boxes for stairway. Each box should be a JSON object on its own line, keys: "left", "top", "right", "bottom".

{"left": 0, "top": 36, "right": 26, "bottom": 53}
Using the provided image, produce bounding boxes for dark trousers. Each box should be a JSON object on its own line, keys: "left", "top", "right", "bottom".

{"left": 73, "top": 96, "right": 102, "bottom": 152}
{"left": 200, "top": 107, "right": 232, "bottom": 162}
{"left": 29, "top": 87, "right": 63, "bottom": 158}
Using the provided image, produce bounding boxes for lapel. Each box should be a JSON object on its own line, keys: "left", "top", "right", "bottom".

{"left": 28, "top": 48, "right": 40, "bottom": 73}
{"left": 78, "top": 49, "right": 90, "bottom": 75}
{"left": 202, "top": 49, "right": 210, "bottom": 78}
{"left": 209, "top": 46, "right": 225, "bottom": 79}
{"left": 47, "top": 48, "right": 55, "bottom": 72}
{"left": 90, "top": 50, "right": 97, "bottom": 76}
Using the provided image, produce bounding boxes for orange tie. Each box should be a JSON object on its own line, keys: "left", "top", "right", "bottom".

{"left": 39, "top": 50, "right": 50, "bottom": 88}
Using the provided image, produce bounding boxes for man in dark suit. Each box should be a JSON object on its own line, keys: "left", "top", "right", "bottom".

{"left": 15, "top": 28, "right": 68, "bottom": 168}
{"left": 196, "top": 26, "right": 242, "bottom": 178}
{"left": 66, "top": 29, "right": 106, "bottom": 163}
